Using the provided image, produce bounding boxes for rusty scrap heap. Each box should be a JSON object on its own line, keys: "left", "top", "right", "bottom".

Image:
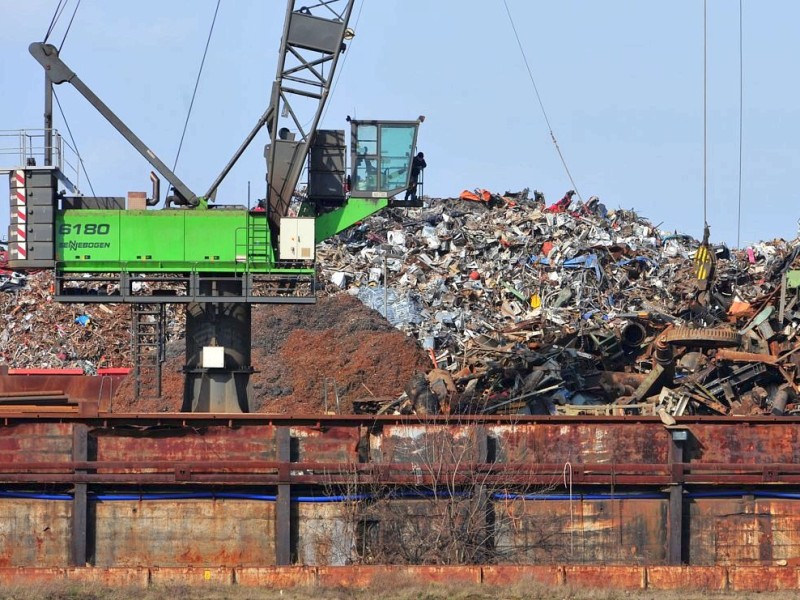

{"left": 318, "top": 190, "right": 800, "bottom": 417}
{"left": 0, "top": 271, "right": 182, "bottom": 374}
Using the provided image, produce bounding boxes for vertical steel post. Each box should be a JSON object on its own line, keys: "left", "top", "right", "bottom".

{"left": 476, "top": 426, "right": 494, "bottom": 560}
{"left": 70, "top": 423, "right": 89, "bottom": 566}
{"left": 668, "top": 430, "right": 686, "bottom": 565}
{"left": 276, "top": 426, "right": 292, "bottom": 565}
{"left": 44, "top": 74, "right": 53, "bottom": 166}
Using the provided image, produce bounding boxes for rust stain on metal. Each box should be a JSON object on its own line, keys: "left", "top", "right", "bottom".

{"left": 646, "top": 566, "right": 727, "bottom": 591}
{"left": 291, "top": 425, "right": 360, "bottom": 463}
{"left": 564, "top": 565, "right": 645, "bottom": 589}
{"left": 236, "top": 566, "right": 317, "bottom": 587}
{"left": 496, "top": 498, "right": 667, "bottom": 564}
{"left": 0, "top": 567, "right": 66, "bottom": 585}
{"left": 149, "top": 567, "right": 233, "bottom": 586}
{"left": 0, "top": 565, "right": 796, "bottom": 590}
{"left": 486, "top": 423, "right": 670, "bottom": 465}
{"left": 714, "top": 349, "right": 780, "bottom": 364}
{"left": 728, "top": 566, "right": 799, "bottom": 591}
{"left": 689, "top": 423, "right": 799, "bottom": 465}
{"left": 95, "top": 424, "right": 279, "bottom": 468}
{"left": 481, "top": 565, "right": 562, "bottom": 586}
{"left": 94, "top": 500, "right": 275, "bottom": 567}
{"left": 65, "top": 567, "right": 150, "bottom": 587}
{"left": 316, "top": 565, "right": 481, "bottom": 588}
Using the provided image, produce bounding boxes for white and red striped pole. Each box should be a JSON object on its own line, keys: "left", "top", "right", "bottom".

{"left": 10, "top": 170, "right": 27, "bottom": 260}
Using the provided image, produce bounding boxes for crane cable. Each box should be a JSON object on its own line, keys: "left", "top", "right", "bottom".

{"left": 53, "top": 89, "right": 97, "bottom": 198}
{"left": 43, "top": 0, "right": 68, "bottom": 43}
{"left": 703, "top": 0, "right": 708, "bottom": 229}
{"left": 736, "top": 0, "right": 743, "bottom": 249}
{"left": 173, "top": 0, "right": 222, "bottom": 172}
{"left": 694, "top": 0, "right": 714, "bottom": 288}
{"left": 502, "top": 0, "right": 582, "bottom": 202}
{"left": 58, "top": 0, "right": 81, "bottom": 51}
{"left": 43, "top": 1, "right": 93, "bottom": 195}
{"left": 321, "top": 0, "right": 366, "bottom": 124}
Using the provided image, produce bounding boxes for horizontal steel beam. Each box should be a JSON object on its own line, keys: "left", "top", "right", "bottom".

{"left": 0, "top": 413, "right": 798, "bottom": 426}
{"left": 0, "top": 460, "right": 797, "bottom": 486}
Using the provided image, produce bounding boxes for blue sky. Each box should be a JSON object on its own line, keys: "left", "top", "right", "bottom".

{"left": 1, "top": 0, "right": 798, "bottom": 248}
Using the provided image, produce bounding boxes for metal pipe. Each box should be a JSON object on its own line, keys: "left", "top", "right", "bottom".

{"left": 620, "top": 322, "right": 647, "bottom": 350}
{"left": 147, "top": 171, "right": 160, "bottom": 206}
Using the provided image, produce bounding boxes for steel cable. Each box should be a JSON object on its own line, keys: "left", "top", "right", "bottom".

{"left": 703, "top": 0, "right": 708, "bottom": 228}
{"left": 173, "top": 0, "right": 222, "bottom": 172}
{"left": 53, "top": 89, "right": 96, "bottom": 197}
{"left": 58, "top": 0, "right": 81, "bottom": 51}
{"left": 736, "top": 0, "right": 744, "bottom": 249}
{"left": 43, "top": 0, "right": 68, "bottom": 43}
{"left": 502, "top": 0, "right": 583, "bottom": 201}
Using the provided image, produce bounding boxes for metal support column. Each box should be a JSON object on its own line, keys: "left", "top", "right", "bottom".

{"left": 668, "top": 429, "right": 687, "bottom": 565}
{"left": 44, "top": 74, "right": 53, "bottom": 166}
{"left": 70, "top": 423, "right": 88, "bottom": 566}
{"left": 476, "top": 426, "right": 494, "bottom": 560}
{"left": 276, "top": 426, "right": 292, "bottom": 565}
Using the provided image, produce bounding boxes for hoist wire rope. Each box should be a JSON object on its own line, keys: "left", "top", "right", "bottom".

{"left": 43, "top": 0, "right": 68, "bottom": 43}
{"left": 53, "top": 89, "right": 96, "bottom": 198}
{"left": 320, "top": 0, "right": 366, "bottom": 124}
{"left": 736, "top": 0, "right": 743, "bottom": 249}
{"left": 703, "top": 0, "right": 708, "bottom": 228}
{"left": 173, "top": 0, "right": 222, "bottom": 172}
{"left": 58, "top": 0, "right": 81, "bottom": 51}
{"left": 502, "top": 0, "right": 582, "bottom": 202}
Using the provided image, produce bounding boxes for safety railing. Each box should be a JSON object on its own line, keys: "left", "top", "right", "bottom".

{"left": 0, "top": 129, "right": 80, "bottom": 188}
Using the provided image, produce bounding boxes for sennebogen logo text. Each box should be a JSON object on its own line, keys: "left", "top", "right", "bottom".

{"left": 60, "top": 241, "right": 112, "bottom": 250}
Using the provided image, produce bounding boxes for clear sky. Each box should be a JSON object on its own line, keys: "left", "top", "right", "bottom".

{"left": 1, "top": 0, "right": 798, "bottom": 248}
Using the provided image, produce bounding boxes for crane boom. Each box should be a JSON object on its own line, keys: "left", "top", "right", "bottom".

{"left": 265, "top": 0, "right": 355, "bottom": 233}
{"left": 28, "top": 42, "right": 199, "bottom": 206}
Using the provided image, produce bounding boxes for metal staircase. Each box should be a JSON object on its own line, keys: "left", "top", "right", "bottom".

{"left": 131, "top": 304, "right": 166, "bottom": 398}
{"left": 247, "top": 215, "right": 270, "bottom": 266}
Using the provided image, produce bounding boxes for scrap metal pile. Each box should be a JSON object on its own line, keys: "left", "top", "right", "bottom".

{"left": 0, "top": 271, "right": 182, "bottom": 374}
{"left": 318, "top": 190, "right": 800, "bottom": 417}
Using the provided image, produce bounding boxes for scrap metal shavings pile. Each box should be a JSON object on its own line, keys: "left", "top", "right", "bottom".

{"left": 318, "top": 190, "right": 800, "bottom": 417}
{"left": 0, "top": 271, "right": 183, "bottom": 374}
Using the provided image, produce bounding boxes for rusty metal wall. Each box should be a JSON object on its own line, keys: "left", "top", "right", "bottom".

{"left": 297, "top": 503, "right": 354, "bottom": 566}
{"left": 494, "top": 498, "right": 668, "bottom": 564}
{"left": 0, "top": 415, "right": 797, "bottom": 568}
{"left": 0, "top": 499, "right": 70, "bottom": 567}
{"left": 93, "top": 500, "right": 276, "bottom": 567}
{"left": 688, "top": 497, "right": 800, "bottom": 566}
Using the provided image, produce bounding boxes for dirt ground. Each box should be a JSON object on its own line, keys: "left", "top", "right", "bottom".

{"left": 112, "top": 294, "right": 429, "bottom": 413}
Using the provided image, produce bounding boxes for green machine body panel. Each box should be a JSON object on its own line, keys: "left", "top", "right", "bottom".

{"left": 55, "top": 209, "right": 277, "bottom": 273}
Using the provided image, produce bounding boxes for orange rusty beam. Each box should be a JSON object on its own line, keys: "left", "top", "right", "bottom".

{"left": 0, "top": 566, "right": 797, "bottom": 592}
{"left": 714, "top": 349, "right": 779, "bottom": 364}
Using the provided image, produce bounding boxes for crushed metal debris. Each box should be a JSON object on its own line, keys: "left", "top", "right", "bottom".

{"left": 318, "top": 190, "right": 800, "bottom": 416}
{"left": 4, "top": 190, "right": 800, "bottom": 417}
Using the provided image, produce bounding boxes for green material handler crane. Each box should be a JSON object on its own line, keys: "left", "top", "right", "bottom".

{"left": 6, "top": 1, "right": 423, "bottom": 412}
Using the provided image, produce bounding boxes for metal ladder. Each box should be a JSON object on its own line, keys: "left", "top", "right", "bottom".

{"left": 131, "top": 304, "right": 166, "bottom": 398}
{"left": 247, "top": 215, "right": 270, "bottom": 265}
